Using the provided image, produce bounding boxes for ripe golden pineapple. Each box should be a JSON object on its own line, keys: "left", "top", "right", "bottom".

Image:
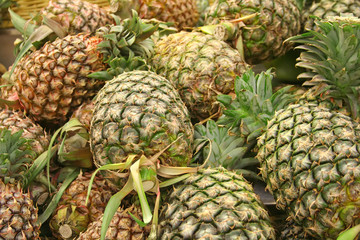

{"left": 0, "top": 181, "right": 41, "bottom": 239}
{"left": 40, "top": 0, "right": 115, "bottom": 34}
{"left": 49, "top": 171, "right": 116, "bottom": 239}
{"left": 77, "top": 205, "right": 151, "bottom": 239}
{"left": 71, "top": 99, "right": 95, "bottom": 130}
{"left": 10, "top": 13, "right": 157, "bottom": 123}
{"left": 150, "top": 31, "right": 249, "bottom": 121}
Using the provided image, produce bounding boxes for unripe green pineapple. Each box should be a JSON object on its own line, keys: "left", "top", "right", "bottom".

{"left": 159, "top": 167, "right": 276, "bottom": 239}
{"left": 303, "top": 0, "right": 360, "bottom": 31}
{"left": 90, "top": 70, "right": 194, "bottom": 181}
{"left": 257, "top": 103, "right": 360, "bottom": 239}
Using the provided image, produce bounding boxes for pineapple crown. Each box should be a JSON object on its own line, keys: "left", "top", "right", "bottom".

{"left": 194, "top": 120, "right": 261, "bottom": 180}
{"left": 0, "top": 128, "right": 35, "bottom": 184}
{"left": 287, "top": 16, "right": 360, "bottom": 120}
{"left": 217, "top": 68, "right": 295, "bottom": 142}
{"left": 88, "top": 10, "right": 159, "bottom": 80}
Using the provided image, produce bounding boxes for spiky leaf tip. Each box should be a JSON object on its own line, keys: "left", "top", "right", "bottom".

{"left": 0, "top": 128, "right": 35, "bottom": 184}
{"left": 217, "top": 68, "right": 295, "bottom": 141}
{"left": 287, "top": 15, "right": 360, "bottom": 119}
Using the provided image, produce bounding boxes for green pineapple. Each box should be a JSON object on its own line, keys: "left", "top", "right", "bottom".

{"left": 0, "top": 128, "right": 41, "bottom": 239}
{"left": 257, "top": 103, "right": 360, "bottom": 239}
{"left": 159, "top": 167, "right": 276, "bottom": 239}
{"left": 150, "top": 31, "right": 249, "bottom": 121}
{"left": 90, "top": 70, "right": 194, "bottom": 178}
{"left": 303, "top": 0, "right": 360, "bottom": 31}
{"left": 160, "top": 69, "right": 296, "bottom": 240}
{"left": 202, "top": 0, "right": 302, "bottom": 64}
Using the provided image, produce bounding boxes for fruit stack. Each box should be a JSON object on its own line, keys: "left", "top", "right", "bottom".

{"left": 0, "top": 0, "right": 359, "bottom": 239}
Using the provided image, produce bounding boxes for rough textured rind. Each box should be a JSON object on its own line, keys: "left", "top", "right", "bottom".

{"left": 137, "top": 0, "right": 199, "bottom": 29}
{"left": 151, "top": 31, "right": 248, "bottom": 121}
{"left": 159, "top": 167, "right": 276, "bottom": 240}
{"left": 40, "top": 0, "right": 115, "bottom": 34}
{"left": 90, "top": 70, "right": 194, "bottom": 186}
{"left": 0, "top": 108, "right": 50, "bottom": 156}
{"left": 77, "top": 205, "right": 150, "bottom": 240}
{"left": 0, "top": 181, "right": 41, "bottom": 240}
{"left": 303, "top": 0, "right": 360, "bottom": 31}
{"left": 49, "top": 171, "right": 116, "bottom": 239}
{"left": 204, "top": 0, "right": 302, "bottom": 64}
{"left": 12, "top": 34, "right": 106, "bottom": 123}
{"left": 257, "top": 103, "right": 360, "bottom": 239}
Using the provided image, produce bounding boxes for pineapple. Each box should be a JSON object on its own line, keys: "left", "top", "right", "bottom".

{"left": 49, "top": 171, "right": 116, "bottom": 239}
{"left": 0, "top": 107, "right": 50, "bottom": 156}
{"left": 202, "top": 0, "right": 302, "bottom": 64}
{"left": 257, "top": 103, "right": 360, "bottom": 239}
{"left": 150, "top": 31, "right": 249, "bottom": 121}
{"left": 159, "top": 167, "right": 276, "bottom": 239}
{"left": 9, "top": 12, "right": 157, "bottom": 124}
{"left": 90, "top": 70, "right": 194, "bottom": 182}
{"left": 279, "top": 219, "right": 316, "bottom": 240}
{"left": 110, "top": 0, "right": 199, "bottom": 29}
{"left": 303, "top": 0, "right": 360, "bottom": 31}
{"left": 39, "top": 0, "right": 115, "bottom": 35}
{"left": 0, "top": 128, "right": 41, "bottom": 239}
{"left": 77, "top": 205, "right": 151, "bottom": 239}
{"left": 71, "top": 99, "right": 95, "bottom": 130}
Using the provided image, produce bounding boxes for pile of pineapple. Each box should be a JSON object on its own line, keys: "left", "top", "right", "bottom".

{"left": 0, "top": 0, "right": 360, "bottom": 239}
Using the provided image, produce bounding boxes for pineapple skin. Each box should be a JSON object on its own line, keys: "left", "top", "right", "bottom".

{"left": 119, "top": 0, "right": 199, "bottom": 29}
{"left": 203, "top": 0, "right": 302, "bottom": 64}
{"left": 90, "top": 70, "right": 194, "bottom": 185}
{"left": 159, "top": 167, "right": 276, "bottom": 239}
{"left": 49, "top": 171, "right": 116, "bottom": 239}
{"left": 0, "top": 108, "right": 50, "bottom": 156}
{"left": 303, "top": 0, "right": 360, "bottom": 31}
{"left": 77, "top": 205, "right": 150, "bottom": 240}
{"left": 11, "top": 33, "right": 107, "bottom": 123}
{"left": 257, "top": 103, "right": 360, "bottom": 239}
{"left": 40, "top": 0, "right": 115, "bottom": 34}
{"left": 71, "top": 99, "right": 95, "bottom": 130}
{"left": 151, "top": 31, "right": 249, "bottom": 121}
{"left": 0, "top": 180, "right": 41, "bottom": 240}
